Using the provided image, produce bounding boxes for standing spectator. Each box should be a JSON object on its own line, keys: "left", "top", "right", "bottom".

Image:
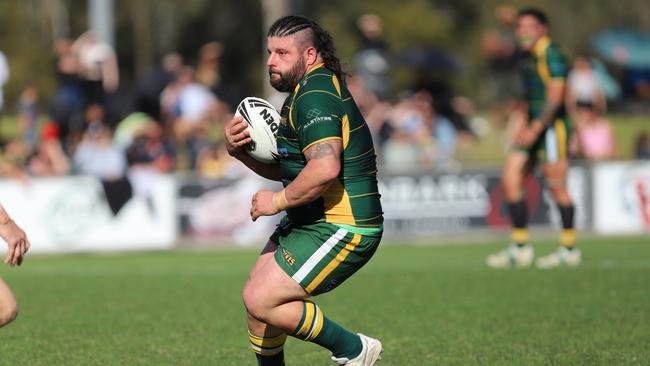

{"left": 195, "top": 41, "right": 241, "bottom": 110}
{"left": 73, "top": 31, "right": 119, "bottom": 106}
{"left": 50, "top": 37, "right": 84, "bottom": 150}
{"left": 0, "top": 50, "right": 9, "bottom": 114}
{"left": 353, "top": 14, "right": 391, "bottom": 101}
{"left": 567, "top": 56, "right": 607, "bottom": 116}
{"left": 133, "top": 52, "right": 183, "bottom": 122}
{"left": 573, "top": 101, "right": 617, "bottom": 161}
{"left": 481, "top": 4, "right": 521, "bottom": 129}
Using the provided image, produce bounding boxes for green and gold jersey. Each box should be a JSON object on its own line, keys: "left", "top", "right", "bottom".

{"left": 521, "top": 36, "right": 568, "bottom": 121}
{"left": 276, "top": 64, "right": 383, "bottom": 232}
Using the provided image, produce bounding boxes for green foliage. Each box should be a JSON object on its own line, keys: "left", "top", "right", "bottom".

{"left": 1, "top": 0, "right": 650, "bottom": 111}
{"left": 0, "top": 236, "right": 649, "bottom": 365}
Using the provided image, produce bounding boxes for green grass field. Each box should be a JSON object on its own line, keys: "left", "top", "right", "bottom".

{"left": 0, "top": 236, "right": 649, "bottom": 365}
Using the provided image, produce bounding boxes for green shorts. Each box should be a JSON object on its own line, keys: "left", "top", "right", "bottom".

{"left": 516, "top": 117, "right": 571, "bottom": 163}
{"left": 271, "top": 220, "right": 381, "bottom": 296}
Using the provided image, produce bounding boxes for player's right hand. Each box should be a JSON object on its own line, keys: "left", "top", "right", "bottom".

{"left": 224, "top": 116, "right": 252, "bottom": 158}
{"left": 0, "top": 220, "right": 30, "bottom": 267}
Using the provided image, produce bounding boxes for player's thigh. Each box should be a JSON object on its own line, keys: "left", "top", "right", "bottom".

{"left": 541, "top": 160, "right": 569, "bottom": 181}
{"left": 244, "top": 250, "right": 308, "bottom": 310}
{"left": 275, "top": 223, "right": 381, "bottom": 296}
{"left": 539, "top": 118, "right": 570, "bottom": 164}
{"left": 0, "top": 278, "right": 17, "bottom": 310}
{"left": 248, "top": 240, "right": 278, "bottom": 280}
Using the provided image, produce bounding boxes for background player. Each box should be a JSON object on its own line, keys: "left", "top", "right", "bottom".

{"left": 487, "top": 8, "right": 580, "bottom": 269}
{"left": 0, "top": 203, "right": 30, "bottom": 327}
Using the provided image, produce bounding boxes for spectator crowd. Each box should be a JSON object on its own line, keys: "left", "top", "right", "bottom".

{"left": 0, "top": 13, "right": 648, "bottom": 185}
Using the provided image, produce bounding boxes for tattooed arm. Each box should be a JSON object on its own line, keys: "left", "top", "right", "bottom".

{"left": 250, "top": 139, "right": 342, "bottom": 220}
{"left": 516, "top": 80, "right": 566, "bottom": 147}
{"left": 283, "top": 139, "right": 342, "bottom": 207}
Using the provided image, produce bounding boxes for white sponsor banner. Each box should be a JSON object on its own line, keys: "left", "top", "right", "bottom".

{"left": 0, "top": 175, "right": 177, "bottom": 253}
{"left": 593, "top": 161, "right": 650, "bottom": 234}
{"left": 378, "top": 167, "right": 589, "bottom": 236}
{"left": 177, "top": 174, "right": 282, "bottom": 246}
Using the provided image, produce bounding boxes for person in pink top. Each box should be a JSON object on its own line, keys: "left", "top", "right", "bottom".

{"left": 574, "top": 101, "right": 617, "bottom": 161}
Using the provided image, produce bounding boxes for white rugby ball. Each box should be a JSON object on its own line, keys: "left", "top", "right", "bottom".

{"left": 234, "top": 97, "right": 281, "bottom": 164}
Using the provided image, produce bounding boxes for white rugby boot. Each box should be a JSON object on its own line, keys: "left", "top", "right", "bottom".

{"left": 331, "top": 333, "right": 383, "bottom": 366}
{"left": 536, "top": 247, "right": 581, "bottom": 269}
{"left": 486, "top": 244, "right": 534, "bottom": 268}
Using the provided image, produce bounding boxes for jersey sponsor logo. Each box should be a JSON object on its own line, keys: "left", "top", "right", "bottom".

{"left": 304, "top": 116, "right": 333, "bottom": 130}
{"left": 281, "top": 248, "right": 296, "bottom": 266}
{"left": 306, "top": 108, "right": 322, "bottom": 119}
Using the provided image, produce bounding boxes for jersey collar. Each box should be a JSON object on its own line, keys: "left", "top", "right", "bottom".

{"left": 306, "top": 62, "right": 325, "bottom": 75}
{"left": 293, "top": 63, "right": 326, "bottom": 93}
{"left": 532, "top": 35, "right": 551, "bottom": 57}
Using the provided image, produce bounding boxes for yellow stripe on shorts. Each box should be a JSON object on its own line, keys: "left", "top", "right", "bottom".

{"left": 305, "top": 234, "right": 362, "bottom": 293}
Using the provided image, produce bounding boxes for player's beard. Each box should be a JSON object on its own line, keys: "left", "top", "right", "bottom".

{"left": 269, "top": 55, "right": 307, "bottom": 92}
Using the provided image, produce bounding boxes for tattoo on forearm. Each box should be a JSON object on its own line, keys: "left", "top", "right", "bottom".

{"left": 538, "top": 101, "right": 560, "bottom": 127}
{"left": 309, "top": 142, "right": 336, "bottom": 160}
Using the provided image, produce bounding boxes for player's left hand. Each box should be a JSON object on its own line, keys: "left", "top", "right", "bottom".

{"left": 515, "top": 126, "right": 539, "bottom": 148}
{"left": 250, "top": 189, "right": 280, "bottom": 221}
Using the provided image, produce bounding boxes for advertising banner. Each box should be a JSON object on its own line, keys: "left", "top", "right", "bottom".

{"left": 177, "top": 174, "right": 282, "bottom": 246}
{"left": 593, "top": 161, "right": 650, "bottom": 234}
{"left": 378, "top": 167, "right": 589, "bottom": 236}
{"left": 0, "top": 175, "right": 177, "bottom": 253}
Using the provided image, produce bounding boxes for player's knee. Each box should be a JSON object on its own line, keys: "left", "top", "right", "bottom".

{"left": 549, "top": 187, "right": 571, "bottom": 205}
{"left": 0, "top": 301, "right": 18, "bottom": 327}
{"left": 242, "top": 282, "right": 270, "bottom": 322}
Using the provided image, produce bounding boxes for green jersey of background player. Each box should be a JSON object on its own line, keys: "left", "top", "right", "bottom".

{"left": 486, "top": 7, "right": 580, "bottom": 269}
{"left": 224, "top": 15, "right": 384, "bottom": 366}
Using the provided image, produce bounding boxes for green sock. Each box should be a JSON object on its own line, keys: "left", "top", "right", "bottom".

{"left": 290, "top": 300, "right": 362, "bottom": 359}
{"left": 249, "top": 331, "right": 286, "bottom": 366}
{"left": 255, "top": 352, "right": 285, "bottom": 366}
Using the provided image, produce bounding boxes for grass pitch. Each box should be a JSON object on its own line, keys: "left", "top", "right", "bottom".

{"left": 0, "top": 236, "right": 648, "bottom": 365}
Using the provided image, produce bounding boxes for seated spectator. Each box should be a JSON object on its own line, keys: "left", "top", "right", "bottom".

{"left": 126, "top": 122, "right": 176, "bottom": 173}
{"left": 17, "top": 86, "right": 39, "bottom": 148}
{"left": 0, "top": 138, "right": 30, "bottom": 184}
{"left": 635, "top": 132, "right": 650, "bottom": 159}
{"left": 574, "top": 101, "right": 617, "bottom": 161}
{"left": 347, "top": 75, "right": 392, "bottom": 153}
{"left": 126, "top": 122, "right": 175, "bottom": 214}
{"left": 160, "top": 66, "right": 219, "bottom": 169}
{"left": 195, "top": 142, "right": 247, "bottom": 179}
{"left": 382, "top": 92, "right": 432, "bottom": 171}
{"left": 73, "top": 104, "right": 126, "bottom": 180}
{"left": 26, "top": 122, "right": 70, "bottom": 176}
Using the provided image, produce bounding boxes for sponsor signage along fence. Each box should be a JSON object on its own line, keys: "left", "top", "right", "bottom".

{"left": 378, "top": 167, "right": 590, "bottom": 236}
{"left": 0, "top": 175, "right": 176, "bottom": 253}
{"left": 593, "top": 161, "right": 650, "bottom": 234}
